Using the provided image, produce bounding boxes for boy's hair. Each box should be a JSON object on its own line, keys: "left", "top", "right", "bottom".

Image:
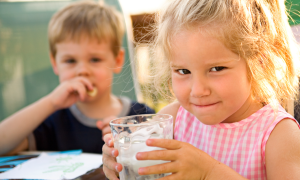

{"left": 150, "top": 0, "right": 300, "bottom": 106}
{"left": 48, "top": 0, "right": 124, "bottom": 57}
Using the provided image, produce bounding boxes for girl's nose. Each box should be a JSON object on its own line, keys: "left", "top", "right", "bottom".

{"left": 77, "top": 62, "right": 91, "bottom": 76}
{"left": 190, "top": 77, "right": 210, "bottom": 98}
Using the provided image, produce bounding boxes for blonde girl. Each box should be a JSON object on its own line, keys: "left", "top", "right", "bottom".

{"left": 102, "top": 0, "right": 300, "bottom": 179}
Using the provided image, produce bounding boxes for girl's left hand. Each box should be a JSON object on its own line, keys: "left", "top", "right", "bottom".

{"left": 136, "top": 139, "right": 218, "bottom": 180}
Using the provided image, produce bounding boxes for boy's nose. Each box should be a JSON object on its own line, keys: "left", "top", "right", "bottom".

{"left": 77, "top": 63, "right": 91, "bottom": 76}
{"left": 190, "top": 77, "right": 210, "bottom": 98}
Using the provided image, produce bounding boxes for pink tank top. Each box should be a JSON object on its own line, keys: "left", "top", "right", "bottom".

{"left": 174, "top": 104, "right": 298, "bottom": 180}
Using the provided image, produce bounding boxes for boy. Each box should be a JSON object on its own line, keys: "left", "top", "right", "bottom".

{"left": 0, "top": 0, "right": 154, "bottom": 155}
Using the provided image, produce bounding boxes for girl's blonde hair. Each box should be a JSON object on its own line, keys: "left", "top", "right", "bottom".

{"left": 48, "top": 0, "right": 124, "bottom": 57}
{"left": 150, "top": 0, "right": 300, "bottom": 107}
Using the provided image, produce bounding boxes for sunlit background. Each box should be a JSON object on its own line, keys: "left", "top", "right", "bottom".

{"left": 0, "top": 0, "right": 299, "bottom": 120}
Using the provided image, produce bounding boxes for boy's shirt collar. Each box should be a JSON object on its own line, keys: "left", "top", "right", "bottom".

{"left": 69, "top": 96, "right": 131, "bottom": 127}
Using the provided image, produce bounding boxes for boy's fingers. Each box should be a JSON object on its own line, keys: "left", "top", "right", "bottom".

{"left": 75, "top": 77, "right": 94, "bottom": 90}
{"left": 100, "top": 119, "right": 112, "bottom": 136}
{"left": 75, "top": 83, "right": 86, "bottom": 100}
{"left": 146, "top": 139, "right": 182, "bottom": 150}
{"left": 100, "top": 116, "right": 117, "bottom": 129}
{"left": 69, "top": 77, "right": 94, "bottom": 99}
{"left": 102, "top": 126, "right": 111, "bottom": 137}
{"left": 103, "top": 116, "right": 117, "bottom": 123}
{"left": 96, "top": 121, "right": 103, "bottom": 129}
{"left": 97, "top": 116, "right": 113, "bottom": 130}
{"left": 72, "top": 82, "right": 87, "bottom": 100}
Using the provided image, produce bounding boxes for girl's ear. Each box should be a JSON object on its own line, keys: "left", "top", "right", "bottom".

{"left": 50, "top": 53, "right": 59, "bottom": 75}
{"left": 113, "top": 48, "right": 125, "bottom": 74}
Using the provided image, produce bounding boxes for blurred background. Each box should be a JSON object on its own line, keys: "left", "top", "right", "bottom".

{"left": 0, "top": 0, "right": 299, "bottom": 121}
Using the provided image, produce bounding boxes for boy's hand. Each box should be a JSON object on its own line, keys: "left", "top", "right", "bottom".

{"left": 97, "top": 116, "right": 116, "bottom": 139}
{"left": 136, "top": 139, "right": 218, "bottom": 180}
{"left": 102, "top": 134, "right": 123, "bottom": 180}
{"left": 47, "top": 77, "right": 94, "bottom": 110}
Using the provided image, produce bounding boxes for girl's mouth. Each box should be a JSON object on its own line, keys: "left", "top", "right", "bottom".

{"left": 193, "top": 102, "right": 220, "bottom": 108}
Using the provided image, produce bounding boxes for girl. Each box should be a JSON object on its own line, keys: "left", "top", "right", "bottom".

{"left": 102, "top": 0, "right": 300, "bottom": 179}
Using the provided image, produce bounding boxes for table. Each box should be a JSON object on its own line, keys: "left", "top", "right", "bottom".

{"left": 0, "top": 153, "right": 108, "bottom": 180}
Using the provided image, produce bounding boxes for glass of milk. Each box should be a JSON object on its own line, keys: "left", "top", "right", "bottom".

{"left": 110, "top": 114, "right": 173, "bottom": 180}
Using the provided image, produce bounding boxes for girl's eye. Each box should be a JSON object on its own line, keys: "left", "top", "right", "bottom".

{"left": 177, "top": 69, "right": 191, "bottom": 74}
{"left": 91, "top": 58, "right": 101, "bottom": 62}
{"left": 210, "top": 66, "right": 226, "bottom": 72}
{"left": 65, "top": 59, "right": 76, "bottom": 64}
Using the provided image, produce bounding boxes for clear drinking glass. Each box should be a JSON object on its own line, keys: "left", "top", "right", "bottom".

{"left": 110, "top": 114, "right": 173, "bottom": 180}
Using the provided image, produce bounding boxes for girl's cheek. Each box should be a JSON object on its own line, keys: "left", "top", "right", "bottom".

{"left": 172, "top": 81, "right": 188, "bottom": 98}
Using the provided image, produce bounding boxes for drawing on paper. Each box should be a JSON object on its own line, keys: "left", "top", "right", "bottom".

{"left": 56, "top": 156, "right": 72, "bottom": 163}
{"left": 43, "top": 162, "right": 84, "bottom": 173}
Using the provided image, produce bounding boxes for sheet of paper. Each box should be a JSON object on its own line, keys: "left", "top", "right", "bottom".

{"left": 0, "top": 153, "right": 103, "bottom": 179}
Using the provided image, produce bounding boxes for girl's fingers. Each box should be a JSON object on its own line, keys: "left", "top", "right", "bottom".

{"left": 103, "top": 134, "right": 113, "bottom": 145}
{"left": 155, "top": 173, "right": 178, "bottom": 180}
{"left": 102, "top": 134, "right": 123, "bottom": 175}
{"left": 136, "top": 149, "right": 177, "bottom": 161}
{"left": 102, "top": 147, "right": 123, "bottom": 174}
{"left": 146, "top": 139, "right": 182, "bottom": 150}
{"left": 138, "top": 162, "right": 176, "bottom": 176}
{"left": 103, "top": 166, "right": 120, "bottom": 180}
{"left": 102, "top": 153, "right": 122, "bottom": 172}
{"left": 102, "top": 144, "right": 118, "bottom": 157}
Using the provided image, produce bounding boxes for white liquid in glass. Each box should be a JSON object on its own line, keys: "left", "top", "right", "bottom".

{"left": 116, "top": 123, "right": 169, "bottom": 180}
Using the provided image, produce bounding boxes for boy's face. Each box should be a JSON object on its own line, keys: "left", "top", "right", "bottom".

{"left": 50, "top": 38, "right": 124, "bottom": 101}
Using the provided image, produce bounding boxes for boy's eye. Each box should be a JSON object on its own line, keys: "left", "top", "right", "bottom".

{"left": 65, "top": 59, "right": 76, "bottom": 63}
{"left": 210, "top": 66, "right": 226, "bottom": 72}
{"left": 90, "top": 58, "right": 101, "bottom": 62}
{"left": 177, "top": 69, "right": 191, "bottom": 74}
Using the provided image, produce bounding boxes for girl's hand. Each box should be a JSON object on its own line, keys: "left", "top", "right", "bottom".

{"left": 102, "top": 134, "right": 123, "bottom": 180}
{"left": 97, "top": 116, "right": 116, "bottom": 139}
{"left": 136, "top": 139, "right": 218, "bottom": 180}
{"left": 46, "top": 77, "right": 94, "bottom": 110}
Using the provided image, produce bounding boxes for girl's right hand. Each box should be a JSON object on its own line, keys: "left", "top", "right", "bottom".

{"left": 46, "top": 77, "right": 94, "bottom": 111}
{"left": 102, "top": 134, "right": 123, "bottom": 180}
